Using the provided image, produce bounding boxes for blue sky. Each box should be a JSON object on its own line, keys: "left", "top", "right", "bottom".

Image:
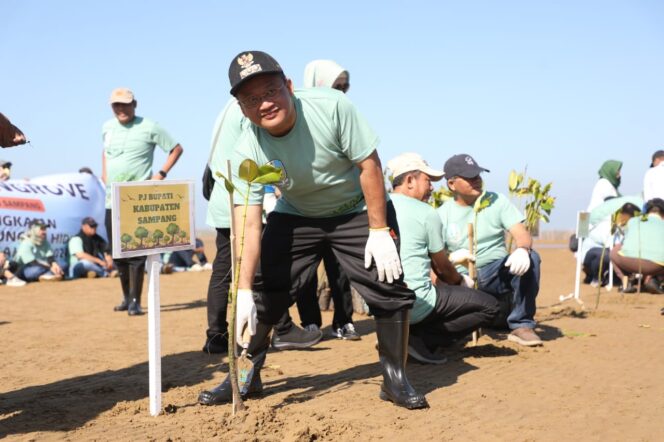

{"left": 2, "top": 0, "right": 662, "bottom": 230}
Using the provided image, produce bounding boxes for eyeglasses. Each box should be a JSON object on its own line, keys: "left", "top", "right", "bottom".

{"left": 333, "top": 83, "right": 350, "bottom": 93}
{"left": 238, "top": 84, "right": 285, "bottom": 108}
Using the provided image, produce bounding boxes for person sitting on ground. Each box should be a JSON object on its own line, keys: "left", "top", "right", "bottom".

{"left": 15, "top": 221, "right": 64, "bottom": 282}
{"left": 610, "top": 198, "right": 664, "bottom": 294}
{"left": 388, "top": 153, "right": 499, "bottom": 363}
{"left": 437, "top": 154, "right": 543, "bottom": 347}
{"left": 165, "top": 238, "right": 211, "bottom": 272}
{"left": 68, "top": 216, "right": 114, "bottom": 279}
{"left": 581, "top": 200, "right": 641, "bottom": 287}
{"left": 0, "top": 252, "right": 27, "bottom": 286}
{"left": 588, "top": 159, "right": 622, "bottom": 211}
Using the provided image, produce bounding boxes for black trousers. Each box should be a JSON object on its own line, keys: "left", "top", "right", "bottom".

{"left": 206, "top": 228, "right": 231, "bottom": 338}
{"left": 254, "top": 204, "right": 415, "bottom": 326}
{"left": 275, "top": 247, "right": 355, "bottom": 333}
{"left": 105, "top": 209, "right": 146, "bottom": 301}
{"left": 410, "top": 284, "right": 500, "bottom": 349}
{"left": 582, "top": 247, "right": 611, "bottom": 285}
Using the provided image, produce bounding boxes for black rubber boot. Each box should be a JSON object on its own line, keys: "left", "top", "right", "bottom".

{"left": 113, "top": 295, "right": 129, "bottom": 312}
{"left": 127, "top": 264, "right": 145, "bottom": 316}
{"left": 375, "top": 310, "right": 429, "bottom": 409}
{"left": 198, "top": 322, "right": 272, "bottom": 405}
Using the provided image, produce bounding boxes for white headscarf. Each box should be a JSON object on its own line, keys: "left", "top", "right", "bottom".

{"left": 303, "top": 60, "right": 348, "bottom": 88}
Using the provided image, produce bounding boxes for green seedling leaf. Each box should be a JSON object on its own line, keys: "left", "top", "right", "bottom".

{"left": 252, "top": 164, "right": 284, "bottom": 184}
{"left": 238, "top": 159, "right": 259, "bottom": 183}
{"left": 508, "top": 170, "right": 519, "bottom": 192}
{"left": 215, "top": 171, "right": 239, "bottom": 194}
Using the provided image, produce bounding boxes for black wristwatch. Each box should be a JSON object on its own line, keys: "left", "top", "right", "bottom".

{"left": 158, "top": 170, "right": 167, "bottom": 178}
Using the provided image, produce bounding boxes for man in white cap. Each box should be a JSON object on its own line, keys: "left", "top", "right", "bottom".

{"left": 102, "top": 87, "right": 183, "bottom": 316}
{"left": 388, "top": 153, "right": 499, "bottom": 363}
{"left": 437, "top": 154, "right": 543, "bottom": 347}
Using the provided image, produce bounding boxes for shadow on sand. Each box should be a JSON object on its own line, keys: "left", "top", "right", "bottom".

{"left": 0, "top": 351, "right": 218, "bottom": 438}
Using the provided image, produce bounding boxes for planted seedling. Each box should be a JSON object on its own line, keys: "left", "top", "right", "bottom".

{"left": 215, "top": 159, "right": 283, "bottom": 415}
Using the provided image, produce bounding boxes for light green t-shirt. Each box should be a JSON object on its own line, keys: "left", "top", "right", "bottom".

{"left": 206, "top": 100, "right": 249, "bottom": 229}
{"left": 437, "top": 192, "right": 523, "bottom": 271}
{"left": 619, "top": 215, "right": 664, "bottom": 265}
{"left": 102, "top": 116, "right": 178, "bottom": 209}
{"left": 391, "top": 193, "right": 444, "bottom": 324}
{"left": 231, "top": 88, "right": 379, "bottom": 217}
{"left": 67, "top": 236, "right": 84, "bottom": 270}
{"left": 16, "top": 239, "right": 54, "bottom": 266}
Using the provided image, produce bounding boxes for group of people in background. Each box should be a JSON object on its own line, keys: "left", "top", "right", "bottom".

{"left": 581, "top": 153, "right": 664, "bottom": 294}
{"left": 2, "top": 50, "right": 662, "bottom": 412}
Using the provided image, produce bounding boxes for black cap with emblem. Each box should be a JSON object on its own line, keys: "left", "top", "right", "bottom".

{"left": 443, "top": 154, "right": 490, "bottom": 179}
{"left": 228, "top": 50, "right": 284, "bottom": 96}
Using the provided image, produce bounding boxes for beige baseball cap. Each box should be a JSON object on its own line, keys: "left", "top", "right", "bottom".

{"left": 109, "top": 87, "right": 135, "bottom": 104}
{"left": 388, "top": 152, "right": 444, "bottom": 181}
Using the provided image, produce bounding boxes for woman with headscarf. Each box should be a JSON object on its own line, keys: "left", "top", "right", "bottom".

{"left": 303, "top": 59, "right": 350, "bottom": 93}
{"left": 15, "top": 221, "right": 64, "bottom": 282}
{"left": 587, "top": 160, "right": 622, "bottom": 211}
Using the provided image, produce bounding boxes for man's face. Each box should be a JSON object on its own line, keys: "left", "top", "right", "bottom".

{"left": 332, "top": 73, "right": 350, "bottom": 94}
{"left": 236, "top": 74, "right": 296, "bottom": 136}
{"left": 82, "top": 224, "right": 97, "bottom": 236}
{"left": 37, "top": 227, "right": 47, "bottom": 240}
{"left": 448, "top": 175, "right": 483, "bottom": 201}
{"left": 112, "top": 101, "right": 137, "bottom": 125}
{"left": 411, "top": 172, "right": 434, "bottom": 202}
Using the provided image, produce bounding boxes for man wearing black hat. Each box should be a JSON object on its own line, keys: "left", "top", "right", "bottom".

{"left": 437, "top": 154, "right": 543, "bottom": 347}
{"left": 68, "top": 217, "right": 114, "bottom": 279}
{"left": 643, "top": 150, "right": 664, "bottom": 202}
{"left": 198, "top": 51, "right": 428, "bottom": 410}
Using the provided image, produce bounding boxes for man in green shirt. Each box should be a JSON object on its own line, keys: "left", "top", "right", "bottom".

{"left": 102, "top": 87, "right": 183, "bottom": 316}
{"left": 437, "top": 154, "right": 543, "bottom": 347}
{"left": 68, "top": 217, "right": 114, "bottom": 279}
{"left": 198, "top": 51, "right": 426, "bottom": 410}
{"left": 388, "top": 153, "right": 499, "bottom": 363}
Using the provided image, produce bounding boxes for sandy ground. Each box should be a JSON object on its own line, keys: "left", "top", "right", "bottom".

{"left": 1, "top": 242, "right": 663, "bottom": 441}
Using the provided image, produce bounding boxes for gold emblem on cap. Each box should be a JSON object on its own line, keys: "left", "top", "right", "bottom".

{"left": 237, "top": 53, "right": 254, "bottom": 68}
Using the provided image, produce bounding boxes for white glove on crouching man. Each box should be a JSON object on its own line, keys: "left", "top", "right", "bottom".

{"left": 364, "top": 227, "right": 403, "bottom": 283}
{"left": 449, "top": 248, "right": 475, "bottom": 268}
{"left": 504, "top": 247, "right": 531, "bottom": 276}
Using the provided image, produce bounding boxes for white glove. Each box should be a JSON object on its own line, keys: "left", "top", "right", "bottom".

{"left": 236, "top": 289, "right": 257, "bottom": 346}
{"left": 449, "top": 249, "right": 475, "bottom": 267}
{"left": 505, "top": 248, "right": 531, "bottom": 276}
{"left": 461, "top": 274, "right": 475, "bottom": 288}
{"left": 364, "top": 228, "right": 403, "bottom": 283}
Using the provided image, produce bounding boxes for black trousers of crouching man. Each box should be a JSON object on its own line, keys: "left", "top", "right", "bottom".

{"left": 252, "top": 201, "right": 415, "bottom": 323}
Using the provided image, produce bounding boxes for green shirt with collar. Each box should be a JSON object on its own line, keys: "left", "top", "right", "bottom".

{"left": 391, "top": 193, "right": 445, "bottom": 324}
{"left": 437, "top": 192, "right": 524, "bottom": 271}
{"left": 102, "top": 116, "right": 178, "bottom": 209}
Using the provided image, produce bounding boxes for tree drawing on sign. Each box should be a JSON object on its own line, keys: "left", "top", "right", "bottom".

{"left": 166, "top": 223, "right": 180, "bottom": 244}
{"left": 152, "top": 229, "right": 164, "bottom": 246}
{"left": 121, "top": 233, "right": 132, "bottom": 249}
{"left": 135, "top": 226, "right": 149, "bottom": 247}
{"left": 178, "top": 230, "right": 187, "bottom": 243}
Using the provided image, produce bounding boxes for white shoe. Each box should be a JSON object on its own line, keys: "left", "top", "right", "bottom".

{"left": 189, "top": 263, "right": 204, "bottom": 272}
{"left": 203, "top": 263, "right": 213, "bottom": 271}
{"left": 6, "top": 276, "right": 27, "bottom": 287}
{"left": 39, "top": 273, "right": 63, "bottom": 282}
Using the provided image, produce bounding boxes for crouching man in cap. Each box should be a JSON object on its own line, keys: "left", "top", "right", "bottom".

{"left": 437, "top": 154, "right": 543, "bottom": 347}
{"left": 388, "top": 153, "right": 499, "bottom": 363}
{"left": 198, "top": 50, "right": 428, "bottom": 409}
{"left": 68, "top": 217, "right": 114, "bottom": 279}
